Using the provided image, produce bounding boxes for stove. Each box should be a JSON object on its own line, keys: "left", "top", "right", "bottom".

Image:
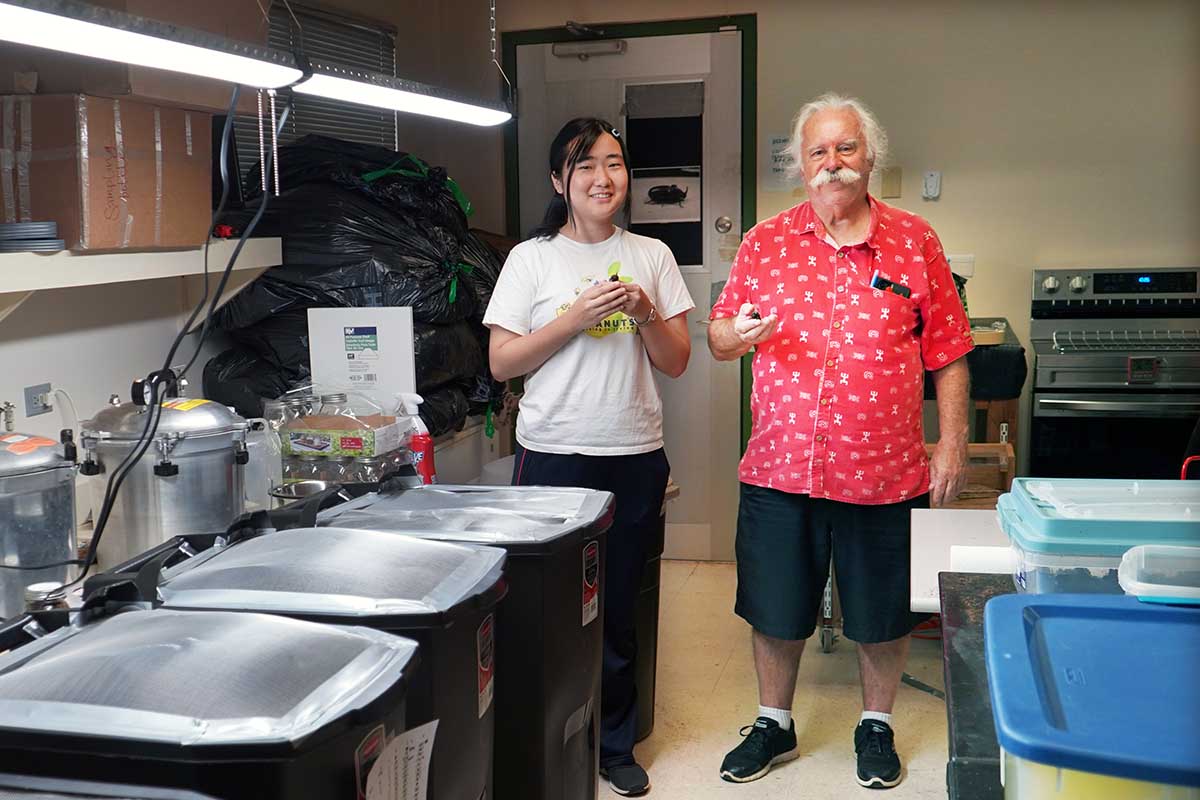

{"left": 1028, "top": 266, "right": 1200, "bottom": 478}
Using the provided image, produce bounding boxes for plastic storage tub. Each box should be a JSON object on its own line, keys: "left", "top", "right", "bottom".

{"left": 985, "top": 593, "right": 1200, "bottom": 799}
{"left": 996, "top": 478, "right": 1200, "bottom": 594}
{"left": 320, "top": 484, "right": 614, "bottom": 800}
{"left": 158, "top": 527, "right": 506, "bottom": 800}
{"left": 1119, "top": 544, "right": 1200, "bottom": 604}
{"left": 0, "top": 608, "right": 418, "bottom": 799}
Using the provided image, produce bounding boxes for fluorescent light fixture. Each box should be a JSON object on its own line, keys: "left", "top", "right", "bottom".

{"left": 0, "top": 0, "right": 303, "bottom": 89}
{"left": 294, "top": 66, "right": 512, "bottom": 127}
{"left": 551, "top": 40, "right": 627, "bottom": 59}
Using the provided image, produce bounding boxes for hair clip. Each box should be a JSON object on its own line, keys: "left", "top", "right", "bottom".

{"left": 611, "top": 128, "right": 621, "bottom": 138}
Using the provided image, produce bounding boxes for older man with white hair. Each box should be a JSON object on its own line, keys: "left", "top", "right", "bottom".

{"left": 708, "top": 93, "right": 973, "bottom": 789}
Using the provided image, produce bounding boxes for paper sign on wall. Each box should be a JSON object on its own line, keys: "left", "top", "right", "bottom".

{"left": 308, "top": 307, "right": 416, "bottom": 413}
{"left": 764, "top": 133, "right": 795, "bottom": 192}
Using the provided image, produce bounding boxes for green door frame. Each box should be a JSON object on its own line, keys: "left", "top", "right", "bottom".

{"left": 501, "top": 15, "right": 758, "bottom": 449}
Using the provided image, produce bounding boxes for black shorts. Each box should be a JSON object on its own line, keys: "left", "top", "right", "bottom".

{"left": 734, "top": 483, "right": 930, "bottom": 644}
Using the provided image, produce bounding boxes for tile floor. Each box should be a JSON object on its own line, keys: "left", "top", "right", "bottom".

{"left": 631, "top": 560, "right": 949, "bottom": 799}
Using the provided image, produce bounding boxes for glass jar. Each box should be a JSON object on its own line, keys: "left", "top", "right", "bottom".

{"left": 283, "top": 397, "right": 309, "bottom": 427}
{"left": 282, "top": 455, "right": 306, "bottom": 482}
{"left": 351, "top": 456, "right": 385, "bottom": 484}
{"left": 318, "top": 393, "right": 354, "bottom": 418}
{"left": 297, "top": 455, "right": 327, "bottom": 482}
{"left": 262, "top": 400, "right": 288, "bottom": 432}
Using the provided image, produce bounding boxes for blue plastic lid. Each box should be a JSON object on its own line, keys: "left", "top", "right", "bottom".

{"left": 985, "top": 593, "right": 1200, "bottom": 787}
{"left": 998, "top": 479, "right": 1200, "bottom": 556}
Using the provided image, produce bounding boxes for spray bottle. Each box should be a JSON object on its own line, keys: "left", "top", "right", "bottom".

{"left": 398, "top": 393, "right": 436, "bottom": 484}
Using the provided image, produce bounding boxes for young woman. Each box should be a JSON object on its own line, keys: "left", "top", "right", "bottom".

{"left": 483, "top": 117, "right": 693, "bottom": 796}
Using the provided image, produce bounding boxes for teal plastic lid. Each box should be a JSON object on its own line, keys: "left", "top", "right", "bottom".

{"left": 998, "top": 479, "right": 1200, "bottom": 556}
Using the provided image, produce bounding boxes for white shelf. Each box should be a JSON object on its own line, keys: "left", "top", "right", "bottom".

{"left": 0, "top": 238, "right": 280, "bottom": 293}
{"left": 0, "top": 238, "right": 281, "bottom": 325}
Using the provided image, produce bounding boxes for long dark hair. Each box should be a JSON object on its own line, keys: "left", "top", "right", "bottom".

{"left": 529, "top": 117, "right": 631, "bottom": 240}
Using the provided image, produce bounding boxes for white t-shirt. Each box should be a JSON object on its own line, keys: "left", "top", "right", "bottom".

{"left": 483, "top": 227, "right": 695, "bottom": 456}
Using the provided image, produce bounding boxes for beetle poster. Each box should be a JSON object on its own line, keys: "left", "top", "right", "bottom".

{"left": 630, "top": 173, "right": 701, "bottom": 224}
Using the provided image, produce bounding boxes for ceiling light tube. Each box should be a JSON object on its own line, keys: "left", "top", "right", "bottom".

{"left": 0, "top": 0, "right": 303, "bottom": 89}
{"left": 294, "top": 65, "right": 512, "bottom": 127}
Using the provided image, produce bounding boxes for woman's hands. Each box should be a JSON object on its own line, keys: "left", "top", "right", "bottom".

{"left": 568, "top": 280, "right": 628, "bottom": 331}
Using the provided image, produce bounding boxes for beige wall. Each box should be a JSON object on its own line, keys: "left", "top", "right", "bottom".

{"left": 352, "top": 0, "right": 1199, "bottom": 465}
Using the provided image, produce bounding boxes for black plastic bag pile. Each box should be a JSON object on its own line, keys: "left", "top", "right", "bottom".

{"left": 204, "top": 135, "right": 506, "bottom": 436}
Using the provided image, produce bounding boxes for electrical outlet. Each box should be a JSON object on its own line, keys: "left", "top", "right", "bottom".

{"left": 23, "top": 383, "right": 52, "bottom": 417}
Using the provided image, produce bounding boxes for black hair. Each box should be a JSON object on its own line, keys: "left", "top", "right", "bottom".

{"left": 529, "top": 117, "right": 631, "bottom": 240}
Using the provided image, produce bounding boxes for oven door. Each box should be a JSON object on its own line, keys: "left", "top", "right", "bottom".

{"left": 1030, "top": 392, "right": 1200, "bottom": 478}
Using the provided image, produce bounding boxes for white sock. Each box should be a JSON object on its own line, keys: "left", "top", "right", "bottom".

{"left": 758, "top": 706, "right": 792, "bottom": 729}
{"left": 861, "top": 711, "right": 893, "bottom": 726}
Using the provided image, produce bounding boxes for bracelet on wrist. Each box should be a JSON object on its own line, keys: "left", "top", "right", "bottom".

{"left": 634, "top": 305, "right": 658, "bottom": 326}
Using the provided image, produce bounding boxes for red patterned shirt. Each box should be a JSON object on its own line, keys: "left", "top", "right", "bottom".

{"left": 712, "top": 197, "right": 973, "bottom": 504}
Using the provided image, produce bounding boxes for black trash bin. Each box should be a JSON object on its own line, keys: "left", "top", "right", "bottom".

{"left": 0, "top": 772, "right": 220, "bottom": 798}
{"left": 319, "top": 484, "right": 615, "bottom": 800}
{"left": 634, "top": 511, "right": 666, "bottom": 742}
{"left": 156, "top": 527, "right": 507, "bottom": 800}
{"left": 0, "top": 608, "right": 418, "bottom": 800}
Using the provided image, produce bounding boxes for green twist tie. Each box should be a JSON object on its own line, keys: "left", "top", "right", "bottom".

{"left": 444, "top": 261, "right": 475, "bottom": 304}
{"left": 485, "top": 404, "right": 495, "bottom": 438}
{"left": 361, "top": 154, "right": 474, "bottom": 217}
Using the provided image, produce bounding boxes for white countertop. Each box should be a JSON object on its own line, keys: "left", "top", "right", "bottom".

{"left": 910, "top": 509, "right": 1008, "bottom": 613}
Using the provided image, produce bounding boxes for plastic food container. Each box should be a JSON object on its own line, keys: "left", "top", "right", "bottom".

{"left": 996, "top": 479, "right": 1200, "bottom": 594}
{"left": 985, "top": 593, "right": 1200, "bottom": 799}
{"left": 1119, "top": 544, "right": 1200, "bottom": 604}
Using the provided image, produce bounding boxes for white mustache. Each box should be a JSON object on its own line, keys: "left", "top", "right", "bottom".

{"left": 809, "top": 167, "right": 863, "bottom": 190}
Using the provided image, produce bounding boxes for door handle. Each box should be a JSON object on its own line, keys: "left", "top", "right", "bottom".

{"left": 714, "top": 216, "right": 733, "bottom": 234}
{"left": 1038, "top": 398, "right": 1200, "bottom": 414}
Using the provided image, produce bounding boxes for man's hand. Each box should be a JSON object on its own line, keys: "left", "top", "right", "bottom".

{"left": 733, "top": 303, "right": 778, "bottom": 346}
{"left": 568, "top": 281, "right": 627, "bottom": 331}
{"left": 928, "top": 439, "right": 968, "bottom": 507}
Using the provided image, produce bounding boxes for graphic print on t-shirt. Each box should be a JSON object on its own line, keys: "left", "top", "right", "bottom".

{"left": 557, "top": 261, "right": 637, "bottom": 338}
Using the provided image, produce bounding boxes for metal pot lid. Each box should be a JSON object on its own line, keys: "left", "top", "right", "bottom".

{"left": 0, "top": 432, "right": 71, "bottom": 478}
{"left": 83, "top": 398, "right": 246, "bottom": 441}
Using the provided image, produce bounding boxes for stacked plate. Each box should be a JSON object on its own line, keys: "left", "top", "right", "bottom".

{"left": 0, "top": 222, "right": 64, "bottom": 253}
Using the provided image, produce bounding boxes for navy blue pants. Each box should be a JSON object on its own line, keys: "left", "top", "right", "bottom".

{"left": 513, "top": 442, "right": 670, "bottom": 768}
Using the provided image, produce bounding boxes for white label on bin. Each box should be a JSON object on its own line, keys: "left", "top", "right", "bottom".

{"left": 477, "top": 614, "right": 495, "bottom": 718}
{"left": 366, "top": 719, "right": 439, "bottom": 800}
{"left": 582, "top": 540, "right": 600, "bottom": 627}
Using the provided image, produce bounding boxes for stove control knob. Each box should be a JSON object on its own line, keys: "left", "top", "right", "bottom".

{"left": 1041, "top": 276, "right": 1061, "bottom": 294}
{"left": 1069, "top": 275, "right": 1088, "bottom": 294}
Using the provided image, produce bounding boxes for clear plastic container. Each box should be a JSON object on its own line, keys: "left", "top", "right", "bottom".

{"left": 1118, "top": 545, "right": 1200, "bottom": 604}
{"left": 997, "top": 480, "right": 1200, "bottom": 595}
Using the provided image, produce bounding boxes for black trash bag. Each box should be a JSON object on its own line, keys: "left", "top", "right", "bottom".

{"left": 337, "top": 161, "right": 469, "bottom": 238}
{"left": 419, "top": 385, "right": 470, "bottom": 438}
{"left": 203, "top": 349, "right": 298, "bottom": 419}
{"left": 277, "top": 187, "right": 479, "bottom": 324}
{"left": 245, "top": 135, "right": 471, "bottom": 230}
{"left": 227, "top": 309, "right": 311, "bottom": 379}
{"left": 459, "top": 230, "right": 505, "bottom": 313}
{"left": 244, "top": 135, "right": 407, "bottom": 200}
{"left": 413, "top": 322, "right": 484, "bottom": 393}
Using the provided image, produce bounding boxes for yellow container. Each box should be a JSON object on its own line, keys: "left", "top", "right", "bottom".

{"left": 1004, "top": 751, "right": 1200, "bottom": 800}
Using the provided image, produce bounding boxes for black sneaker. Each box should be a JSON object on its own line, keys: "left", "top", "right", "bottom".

{"left": 719, "top": 716, "right": 799, "bottom": 783}
{"left": 854, "top": 720, "right": 902, "bottom": 789}
{"left": 600, "top": 762, "right": 650, "bottom": 796}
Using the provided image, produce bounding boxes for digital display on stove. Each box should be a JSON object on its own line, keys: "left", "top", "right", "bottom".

{"left": 1094, "top": 270, "right": 1197, "bottom": 294}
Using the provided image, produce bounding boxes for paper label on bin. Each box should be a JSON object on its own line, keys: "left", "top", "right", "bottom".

{"left": 366, "top": 719, "right": 438, "bottom": 800}
{"left": 582, "top": 541, "right": 600, "bottom": 627}
{"left": 477, "top": 614, "right": 495, "bottom": 718}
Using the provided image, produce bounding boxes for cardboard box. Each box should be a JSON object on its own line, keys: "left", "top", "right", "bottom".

{"left": 0, "top": 0, "right": 269, "bottom": 114}
{"left": 282, "top": 415, "right": 404, "bottom": 458}
{"left": 0, "top": 94, "right": 211, "bottom": 249}
{"left": 308, "top": 308, "right": 417, "bottom": 414}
